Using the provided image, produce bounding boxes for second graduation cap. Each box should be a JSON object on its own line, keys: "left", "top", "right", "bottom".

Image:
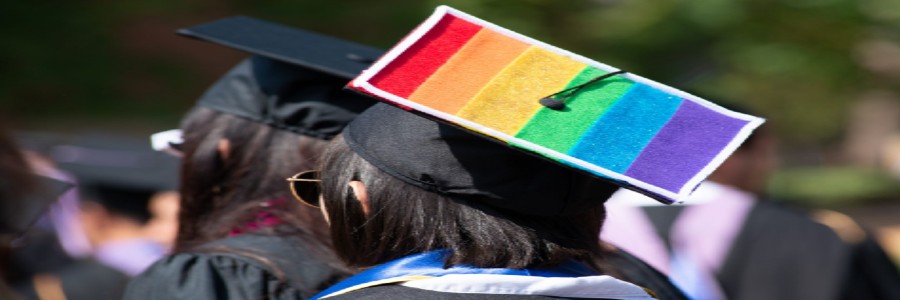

{"left": 177, "top": 16, "right": 384, "bottom": 139}
{"left": 349, "top": 6, "right": 765, "bottom": 204}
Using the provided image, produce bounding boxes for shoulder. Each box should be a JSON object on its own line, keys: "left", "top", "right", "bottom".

{"left": 326, "top": 273, "right": 653, "bottom": 300}
{"left": 124, "top": 234, "right": 346, "bottom": 300}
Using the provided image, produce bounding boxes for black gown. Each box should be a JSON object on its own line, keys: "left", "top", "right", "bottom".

{"left": 716, "top": 201, "right": 900, "bottom": 300}
{"left": 124, "top": 233, "right": 347, "bottom": 300}
{"left": 636, "top": 200, "right": 900, "bottom": 300}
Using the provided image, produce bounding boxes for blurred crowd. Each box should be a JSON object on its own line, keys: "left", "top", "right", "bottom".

{"left": 1, "top": 131, "right": 179, "bottom": 299}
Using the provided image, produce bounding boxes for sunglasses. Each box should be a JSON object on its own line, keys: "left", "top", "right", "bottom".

{"left": 287, "top": 170, "right": 322, "bottom": 208}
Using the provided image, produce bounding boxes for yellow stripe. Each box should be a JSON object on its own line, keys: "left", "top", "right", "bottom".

{"left": 408, "top": 28, "right": 530, "bottom": 114}
{"left": 456, "top": 46, "right": 587, "bottom": 136}
{"left": 320, "top": 275, "right": 435, "bottom": 298}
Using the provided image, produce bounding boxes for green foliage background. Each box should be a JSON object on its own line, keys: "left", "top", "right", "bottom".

{"left": 2, "top": 0, "right": 900, "bottom": 157}
{"left": 4, "top": 0, "right": 900, "bottom": 145}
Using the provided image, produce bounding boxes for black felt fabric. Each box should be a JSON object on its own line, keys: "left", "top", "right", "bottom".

{"left": 197, "top": 57, "right": 376, "bottom": 139}
{"left": 178, "top": 16, "right": 383, "bottom": 80}
{"left": 179, "top": 16, "right": 384, "bottom": 139}
{"left": 343, "top": 103, "right": 618, "bottom": 216}
{"left": 0, "top": 175, "right": 70, "bottom": 235}
{"left": 124, "top": 233, "right": 347, "bottom": 300}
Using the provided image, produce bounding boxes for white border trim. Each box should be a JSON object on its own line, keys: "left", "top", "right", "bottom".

{"left": 351, "top": 6, "right": 766, "bottom": 203}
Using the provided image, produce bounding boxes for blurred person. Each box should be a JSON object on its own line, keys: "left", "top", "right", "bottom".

{"left": 21, "top": 150, "right": 93, "bottom": 260}
{"left": 4, "top": 134, "right": 94, "bottom": 285}
{"left": 0, "top": 127, "right": 72, "bottom": 300}
{"left": 603, "top": 122, "right": 900, "bottom": 299}
{"left": 12, "top": 135, "right": 178, "bottom": 300}
{"left": 141, "top": 190, "right": 179, "bottom": 251}
{"left": 124, "top": 16, "right": 382, "bottom": 299}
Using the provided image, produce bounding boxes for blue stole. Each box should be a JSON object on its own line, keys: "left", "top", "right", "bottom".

{"left": 313, "top": 250, "right": 596, "bottom": 299}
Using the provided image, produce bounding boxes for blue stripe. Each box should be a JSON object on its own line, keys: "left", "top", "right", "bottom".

{"left": 313, "top": 250, "right": 596, "bottom": 299}
{"left": 567, "top": 83, "right": 683, "bottom": 173}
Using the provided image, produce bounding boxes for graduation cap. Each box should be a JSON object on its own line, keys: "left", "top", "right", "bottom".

{"left": 176, "top": 16, "right": 385, "bottom": 139}
{"left": 346, "top": 6, "right": 765, "bottom": 205}
{"left": 1, "top": 174, "right": 72, "bottom": 236}
{"left": 49, "top": 134, "right": 180, "bottom": 223}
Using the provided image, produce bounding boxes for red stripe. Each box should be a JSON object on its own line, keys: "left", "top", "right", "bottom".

{"left": 369, "top": 14, "right": 481, "bottom": 98}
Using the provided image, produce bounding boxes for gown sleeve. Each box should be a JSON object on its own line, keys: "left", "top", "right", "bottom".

{"left": 123, "top": 252, "right": 314, "bottom": 300}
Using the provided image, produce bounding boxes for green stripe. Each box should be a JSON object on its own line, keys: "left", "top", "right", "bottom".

{"left": 514, "top": 67, "right": 635, "bottom": 152}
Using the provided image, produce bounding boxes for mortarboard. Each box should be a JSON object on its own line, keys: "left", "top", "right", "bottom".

{"left": 347, "top": 6, "right": 764, "bottom": 204}
{"left": 175, "top": 16, "right": 384, "bottom": 139}
{"left": 50, "top": 134, "right": 180, "bottom": 222}
{"left": 1, "top": 175, "right": 72, "bottom": 235}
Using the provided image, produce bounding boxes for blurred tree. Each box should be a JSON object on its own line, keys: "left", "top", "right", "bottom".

{"left": 2, "top": 0, "right": 899, "bottom": 153}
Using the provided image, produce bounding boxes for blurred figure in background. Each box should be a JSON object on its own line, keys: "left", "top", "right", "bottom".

{"left": 141, "top": 190, "right": 180, "bottom": 251}
{"left": 0, "top": 127, "right": 72, "bottom": 300}
{"left": 603, "top": 122, "right": 900, "bottom": 299}
{"left": 124, "top": 17, "right": 381, "bottom": 299}
{"left": 8, "top": 134, "right": 179, "bottom": 300}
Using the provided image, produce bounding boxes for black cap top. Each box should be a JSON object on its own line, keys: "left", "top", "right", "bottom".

{"left": 1, "top": 175, "right": 71, "bottom": 235}
{"left": 49, "top": 134, "right": 180, "bottom": 222}
{"left": 343, "top": 104, "right": 619, "bottom": 216}
{"left": 179, "top": 16, "right": 384, "bottom": 139}
{"left": 178, "top": 16, "right": 383, "bottom": 79}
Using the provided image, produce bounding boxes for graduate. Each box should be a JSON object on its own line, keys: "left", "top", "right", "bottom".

{"left": 0, "top": 128, "right": 72, "bottom": 300}
{"left": 603, "top": 123, "right": 900, "bottom": 300}
{"left": 288, "top": 6, "right": 763, "bottom": 299}
{"left": 11, "top": 135, "right": 177, "bottom": 300}
{"left": 124, "top": 16, "right": 382, "bottom": 299}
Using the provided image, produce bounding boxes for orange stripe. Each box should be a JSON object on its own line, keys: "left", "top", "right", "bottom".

{"left": 408, "top": 29, "right": 530, "bottom": 114}
{"left": 456, "top": 47, "right": 587, "bottom": 136}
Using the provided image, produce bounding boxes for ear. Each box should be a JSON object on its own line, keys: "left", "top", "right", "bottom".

{"left": 347, "top": 181, "right": 370, "bottom": 216}
{"left": 217, "top": 139, "right": 231, "bottom": 161}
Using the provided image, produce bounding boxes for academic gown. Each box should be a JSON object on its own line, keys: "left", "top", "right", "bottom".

{"left": 9, "top": 234, "right": 155, "bottom": 300}
{"left": 718, "top": 201, "right": 900, "bottom": 300}
{"left": 603, "top": 184, "right": 900, "bottom": 300}
{"left": 124, "top": 233, "right": 347, "bottom": 300}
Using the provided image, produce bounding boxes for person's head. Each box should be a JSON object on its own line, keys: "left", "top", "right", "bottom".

{"left": 141, "top": 191, "right": 180, "bottom": 250}
{"left": 175, "top": 105, "right": 332, "bottom": 250}
{"left": 169, "top": 17, "right": 382, "bottom": 251}
{"left": 704, "top": 100, "right": 778, "bottom": 195}
{"left": 316, "top": 104, "right": 619, "bottom": 270}
{"left": 77, "top": 184, "right": 156, "bottom": 246}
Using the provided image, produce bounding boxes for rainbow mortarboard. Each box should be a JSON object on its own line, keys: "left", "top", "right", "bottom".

{"left": 348, "top": 6, "right": 764, "bottom": 204}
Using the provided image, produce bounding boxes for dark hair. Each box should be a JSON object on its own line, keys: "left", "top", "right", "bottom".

{"left": 80, "top": 185, "right": 155, "bottom": 224}
{"left": 174, "top": 106, "right": 331, "bottom": 252}
{"left": 320, "top": 135, "right": 609, "bottom": 271}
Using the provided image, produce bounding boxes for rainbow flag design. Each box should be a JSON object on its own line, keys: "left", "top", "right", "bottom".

{"left": 349, "top": 6, "right": 765, "bottom": 204}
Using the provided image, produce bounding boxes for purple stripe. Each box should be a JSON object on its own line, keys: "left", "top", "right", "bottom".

{"left": 624, "top": 101, "right": 749, "bottom": 192}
